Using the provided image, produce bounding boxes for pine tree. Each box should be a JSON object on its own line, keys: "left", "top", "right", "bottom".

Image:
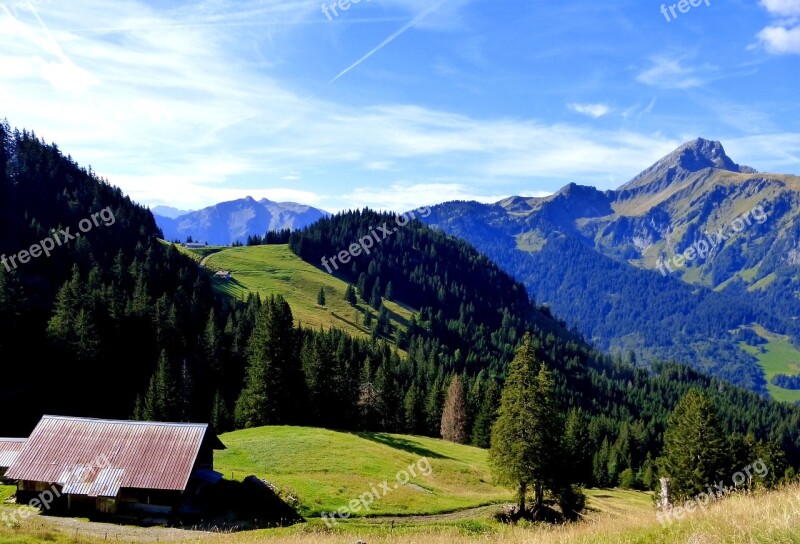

{"left": 317, "top": 287, "right": 326, "bottom": 306}
{"left": 235, "top": 295, "right": 298, "bottom": 428}
{"left": 376, "top": 306, "right": 391, "bottom": 336}
{"left": 564, "top": 408, "right": 592, "bottom": 485}
{"left": 489, "top": 333, "right": 563, "bottom": 513}
{"left": 132, "top": 395, "right": 144, "bottom": 420}
{"left": 356, "top": 273, "right": 367, "bottom": 301}
{"left": 358, "top": 359, "right": 380, "bottom": 430}
{"left": 203, "top": 309, "right": 221, "bottom": 375}
{"left": 593, "top": 438, "right": 611, "bottom": 487}
{"left": 424, "top": 376, "right": 444, "bottom": 436}
{"left": 471, "top": 381, "right": 500, "bottom": 448}
{"left": 142, "top": 350, "right": 179, "bottom": 421}
{"left": 344, "top": 284, "right": 357, "bottom": 306}
{"left": 210, "top": 390, "right": 231, "bottom": 433}
{"left": 658, "top": 389, "right": 731, "bottom": 501}
{"left": 403, "top": 383, "right": 424, "bottom": 435}
{"left": 178, "top": 358, "right": 193, "bottom": 421}
{"left": 440, "top": 375, "right": 468, "bottom": 443}
{"left": 370, "top": 279, "right": 382, "bottom": 310}
{"left": 73, "top": 308, "right": 100, "bottom": 362}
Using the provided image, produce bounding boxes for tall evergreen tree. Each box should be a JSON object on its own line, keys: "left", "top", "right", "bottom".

{"left": 489, "top": 333, "right": 563, "bottom": 512}
{"left": 471, "top": 381, "right": 500, "bottom": 448}
{"left": 142, "top": 350, "right": 179, "bottom": 421}
{"left": 235, "top": 295, "right": 299, "bottom": 428}
{"left": 317, "top": 287, "right": 326, "bottom": 306}
{"left": 424, "top": 376, "right": 444, "bottom": 436}
{"left": 564, "top": 408, "right": 593, "bottom": 485}
{"left": 344, "top": 284, "right": 357, "bottom": 306}
{"left": 403, "top": 383, "right": 424, "bottom": 435}
{"left": 658, "top": 389, "right": 731, "bottom": 500}
{"left": 369, "top": 279, "right": 382, "bottom": 309}
{"left": 210, "top": 390, "right": 231, "bottom": 434}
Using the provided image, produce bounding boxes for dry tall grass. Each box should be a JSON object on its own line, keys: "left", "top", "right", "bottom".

{"left": 4, "top": 484, "right": 800, "bottom": 543}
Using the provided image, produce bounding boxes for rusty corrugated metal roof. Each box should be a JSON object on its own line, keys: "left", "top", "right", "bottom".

{"left": 5, "top": 416, "right": 214, "bottom": 493}
{"left": 0, "top": 438, "right": 26, "bottom": 468}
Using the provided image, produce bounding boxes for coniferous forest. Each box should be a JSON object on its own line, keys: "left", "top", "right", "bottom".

{"left": 3, "top": 121, "right": 800, "bottom": 493}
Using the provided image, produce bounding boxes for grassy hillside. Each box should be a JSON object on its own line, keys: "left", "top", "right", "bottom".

{"left": 161, "top": 241, "right": 227, "bottom": 265}
{"left": 201, "top": 244, "right": 416, "bottom": 341}
{"left": 216, "top": 426, "right": 511, "bottom": 517}
{"left": 740, "top": 325, "right": 800, "bottom": 403}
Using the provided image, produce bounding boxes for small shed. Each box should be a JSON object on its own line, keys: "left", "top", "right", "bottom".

{"left": 5, "top": 416, "right": 225, "bottom": 516}
{"left": 214, "top": 270, "right": 232, "bottom": 280}
{"left": 0, "top": 438, "right": 26, "bottom": 482}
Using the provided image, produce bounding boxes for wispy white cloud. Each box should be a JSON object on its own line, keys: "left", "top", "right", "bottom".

{"left": 568, "top": 103, "right": 611, "bottom": 119}
{"left": 725, "top": 133, "right": 800, "bottom": 173}
{"left": 343, "top": 182, "right": 520, "bottom": 212}
{"left": 635, "top": 56, "right": 712, "bottom": 89}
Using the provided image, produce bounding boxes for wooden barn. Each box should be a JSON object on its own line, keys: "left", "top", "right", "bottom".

{"left": 5, "top": 416, "right": 225, "bottom": 517}
{"left": 0, "top": 438, "right": 26, "bottom": 483}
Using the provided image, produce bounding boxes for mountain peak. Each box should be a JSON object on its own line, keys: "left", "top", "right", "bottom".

{"left": 617, "top": 138, "right": 751, "bottom": 195}
{"left": 670, "top": 138, "right": 739, "bottom": 172}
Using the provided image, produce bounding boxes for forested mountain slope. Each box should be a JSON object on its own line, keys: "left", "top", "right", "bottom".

{"left": 424, "top": 139, "right": 800, "bottom": 395}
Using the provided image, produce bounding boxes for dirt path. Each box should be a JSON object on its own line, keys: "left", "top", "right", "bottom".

{"left": 325, "top": 503, "right": 507, "bottom": 525}
{"left": 6, "top": 508, "right": 219, "bottom": 543}
{"left": 5, "top": 503, "right": 507, "bottom": 541}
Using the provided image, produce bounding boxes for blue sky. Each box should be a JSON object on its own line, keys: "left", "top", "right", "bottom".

{"left": 0, "top": 0, "right": 798, "bottom": 212}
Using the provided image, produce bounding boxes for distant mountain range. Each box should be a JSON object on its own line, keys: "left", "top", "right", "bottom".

{"left": 151, "top": 205, "right": 190, "bottom": 219}
{"left": 154, "top": 197, "right": 330, "bottom": 245}
{"left": 422, "top": 138, "right": 800, "bottom": 394}
{"left": 147, "top": 139, "right": 800, "bottom": 396}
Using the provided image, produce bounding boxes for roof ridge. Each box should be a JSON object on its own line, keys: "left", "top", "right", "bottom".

{"left": 40, "top": 415, "right": 208, "bottom": 428}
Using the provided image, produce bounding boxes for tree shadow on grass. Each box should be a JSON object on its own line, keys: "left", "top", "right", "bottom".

{"left": 353, "top": 432, "right": 452, "bottom": 460}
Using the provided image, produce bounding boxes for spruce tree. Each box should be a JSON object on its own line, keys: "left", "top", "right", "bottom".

{"left": 471, "top": 381, "right": 500, "bottom": 448}
{"left": 344, "top": 284, "right": 357, "bottom": 306}
{"left": 424, "top": 376, "right": 444, "bottom": 435}
{"left": 142, "top": 350, "right": 179, "bottom": 421}
{"left": 564, "top": 408, "right": 592, "bottom": 485}
{"left": 489, "top": 333, "right": 563, "bottom": 513}
{"left": 203, "top": 309, "right": 221, "bottom": 375}
{"left": 403, "top": 383, "right": 424, "bottom": 435}
{"left": 235, "top": 295, "right": 298, "bottom": 428}
{"left": 440, "top": 375, "right": 468, "bottom": 443}
{"left": 210, "top": 390, "right": 231, "bottom": 434}
{"left": 317, "top": 287, "right": 326, "bottom": 306}
{"left": 658, "top": 389, "right": 730, "bottom": 500}
{"left": 369, "top": 279, "right": 382, "bottom": 310}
